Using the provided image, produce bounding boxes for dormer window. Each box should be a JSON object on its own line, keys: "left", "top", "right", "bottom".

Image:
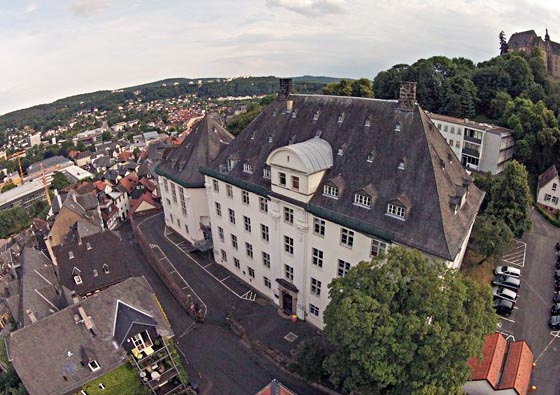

{"left": 354, "top": 193, "right": 371, "bottom": 208}
{"left": 364, "top": 118, "right": 371, "bottom": 127}
{"left": 74, "top": 275, "right": 83, "bottom": 285}
{"left": 395, "top": 122, "right": 401, "bottom": 132}
{"left": 398, "top": 159, "right": 405, "bottom": 170}
{"left": 103, "top": 264, "right": 110, "bottom": 274}
{"left": 313, "top": 111, "right": 320, "bottom": 121}
{"left": 291, "top": 110, "right": 297, "bottom": 119}
{"left": 263, "top": 167, "right": 271, "bottom": 179}
{"left": 272, "top": 109, "right": 277, "bottom": 117}
{"left": 93, "top": 269, "right": 98, "bottom": 277}
{"left": 69, "top": 251, "right": 74, "bottom": 260}
{"left": 86, "top": 242, "right": 92, "bottom": 251}
{"left": 268, "top": 135, "right": 273, "bottom": 143}
{"left": 337, "top": 113, "right": 344, "bottom": 124}
{"left": 227, "top": 158, "right": 238, "bottom": 171}
{"left": 250, "top": 132, "right": 256, "bottom": 140}
{"left": 367, "top": 150, "right": 375, "bottom": 163}
{"left": 387, "top": 204, "right": 406, "bottom": 219}
{"left": 323, "top": 185, "right": 339, "bottom": 199}
{"left": 88, "top": 360, "right": 101, "bottom": 372}
{"left": 243, "top": 162, "right": 253, "bottom": 174}
{"left": 337, "top": 148, "right": 344, "bottom": 156}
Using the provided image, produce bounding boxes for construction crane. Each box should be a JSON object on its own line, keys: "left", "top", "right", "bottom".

{"left": 40, "top": 162, "right": 52, "bottom": 207}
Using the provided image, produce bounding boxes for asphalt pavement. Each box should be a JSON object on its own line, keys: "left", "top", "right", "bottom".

{"left": 496, "top": 209, "right": 560, "bottom": 394}
{"left": 120, "top": 216, "right": 325, "bottom": 395}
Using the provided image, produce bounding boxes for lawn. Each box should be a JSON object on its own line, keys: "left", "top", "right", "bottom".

{"left": 460, "top": 248, "right": 496, "bottom": 286}
{"left": 80, "top": 364, "right": 149, "bottom": 395}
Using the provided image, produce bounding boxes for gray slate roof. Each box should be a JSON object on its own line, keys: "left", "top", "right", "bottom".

{"left": 156, "top": 115, "right": 234, "bottom": 187}
{"left": 9, "top": 276, "right": 172, "bottom": 395}
{"left": 268, "top": 136, "right": 333, "bottom": 173}
{"left": 202, "top": 94, "right": 484, "bottom": 260}
{"left": 27, "top": 156, "right": 72, "bottom": 174}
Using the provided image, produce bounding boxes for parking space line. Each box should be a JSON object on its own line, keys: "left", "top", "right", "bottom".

{"left": 204, "top": 263, "right": 213, "bottom": 268}
{"left": 500, "top": 317, "right": 516, "bottom": 323}
{"left": 220, "top": 275, "right": 230, "bottom": 282}
{"left": 535, "top": 331, "right": 560, "bottom": 363}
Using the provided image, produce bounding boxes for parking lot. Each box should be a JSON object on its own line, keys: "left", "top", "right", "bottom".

{"left": 495, "top": 209, "right": 560, "bottom": 394}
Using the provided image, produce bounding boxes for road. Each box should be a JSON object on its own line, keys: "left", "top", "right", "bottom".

{"left": 497, "top": 209, "right": 560, "bottom": 394}
{"left": 120, "top": 217, "right": 325, "bottom": 395}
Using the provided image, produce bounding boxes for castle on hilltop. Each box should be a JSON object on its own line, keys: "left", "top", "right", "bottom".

{"left": 508, "top": 29, "right": 560, "bottom": 79}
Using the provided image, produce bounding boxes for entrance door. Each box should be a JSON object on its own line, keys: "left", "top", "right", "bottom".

{"left": 282, "top": 292, "right": 293, "bottom": 315}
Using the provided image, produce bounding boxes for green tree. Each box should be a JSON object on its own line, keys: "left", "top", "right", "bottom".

{"left": 51, "top": 171, "right": 70, "bottom": 191}
{"left": 1, "top": 182, "right": 16, "bottom": 193}
{"left": 505, "top": 55, "right": 534, "bottom": 97}
{"left": 499, "top": 31, "right": 509, "bottom": 55}
{"left": 323, "top": 247, "right": 497, "bottom": 395}
{"left": 470, "top": 214, "right": 514, "bottom": 264}
{"left": 487, "top": 160, "right": 532, "bottom": 238}
{"left": 373, "top": 64, "right": 409, "bottom": 99}
{"left": 101, "top": 130, "right": 112, "bottom": 141}
{"left": 351, "top": 78, "right": 374, "bottom": 98}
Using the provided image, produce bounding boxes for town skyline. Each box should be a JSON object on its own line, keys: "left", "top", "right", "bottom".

{"left": 1, "top": 0, "right": 559, "bottom": 115}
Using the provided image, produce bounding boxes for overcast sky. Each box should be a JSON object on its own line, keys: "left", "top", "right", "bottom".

{"left": 1, "top": 0, "right": 559, "bottom": 115}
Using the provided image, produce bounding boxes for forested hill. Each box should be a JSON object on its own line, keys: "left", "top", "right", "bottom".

{"left": 0, "top": 75, "right": 341, "bottom": 131}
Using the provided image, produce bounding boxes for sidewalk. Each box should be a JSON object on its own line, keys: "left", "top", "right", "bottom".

{"left": 136, "top": 213, "right": 323, "bottom": 370}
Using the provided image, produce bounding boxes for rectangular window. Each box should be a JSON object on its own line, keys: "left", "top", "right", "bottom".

{"left": 261, "top": 224, "right": 269, "bottom": 242}
{"left": 338, "top": 259, "right": 351, "bottom": 277}
{"left": 229, "top": 208, "right": 236, "bottom": 224}
{"left": 449, "top": 139, "right": 454, "bottom": 146}
{"left": 221, "top": 249, "right": 227, "bottom": 262}
{"left": 309, "top": 304, "right": 319, "bottom": 317}
{"left": 179, "top": 189, "right": 187, "bottom": 215}
{"left": 455, "top": 140, "right": 460, "bottom": 148}
{"left": 259, "top": 197, "right": 268, "bottom": 213}
{"left": 450, "top": 126, "right": 455, "bottom": 134}
{"left": 323, "top": 185, "right": 339, "bottom": 198}
{"left": 545, "top": 193, "right": 552, "bottom": 202}
{"left": 553, "top": 183, "right": 558, "bottom": 192}
{"left": 218, "top": 226, "right": 224, "bottom": 242}
{"left": 292, "top": 176, "right": 300, "bottom": 190}
{"left": 284, "top": 235, "right": 294, "bottom": 255}
{"left": 234, "top": 258, "right": 240, "bottom": 269}
{"left": 243, "top": 216, "right": 252, "bottom": 232}
{"left": 387, "top": 204, "right": 406, "bottom": 219}
{"left": 262, "top": 251, "right": 271, "bottom": 268}
{"left": 553, "top": 196, "right": 559, "bottom": 205}
{"left": 313, "top": 217, "right": 325, "bottom": 236}
{"left": 213, "top": 179, "right": 219, "bottom": 192}
{"left": 443, "top": 125, "right": 448, "bottom": 132}
{"left": 312, "top": 248, "right": 323, "bottom": 268}
{"left": 264, "top": 276, "right": 271, "bottom": 288}
{"left": 284, "top": 207, "right": 294, "bottom": 224}
{"left": 226, "top": 184, "right": 233, "bottom": 198}
{"left": 171, "top": 183, "right": 177, "bottom": 203}
{"left": 279, "top": 172, "right": 287, "bottom": 186}
{"left": 166, "top": 198, "right": 171, "bottom": 206}
{"left": 185, "top": 224, "right": 189, "bottom": 234}
{"left": 243, "top": 163, "right": 253, "bottom": 174}
{"left": 248, "top": 267, "right": 255, "bottom": 278}
{"left": 285, "top": 264, "right": 294, "bottom": 281}
{"left": 340, "top": 228, "right": 354, "bottom": 248}
{"left": 242, "top": 190, "right": 250, "bottom": 205}
{"left": 370, "top": 239, "right": 389, "bottom": 257}
{"left": 353, "top": 194, "right": 371, "bottom": 208}
{"left": 215, "top": 202, "right": 222, "bottom": 217}
{"left": 263, "top": 167, "right": 271, "bottom": 179}
{"left": 163, "top": 178, "right": 169, "bottom": 193}
{"left": 246, "top": 242, "right": 253, "bottom": 258}
{"left": 310, "top": 278, "right": 322, "bottom": 296}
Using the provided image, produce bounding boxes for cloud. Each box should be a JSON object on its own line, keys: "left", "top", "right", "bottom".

{"left": 66, "top": 0, "right": 111, "bottom": 17}
{"left": 24, "top": 4, "right": 37, "bottom": 14}
{"left": 265, "top": 0, "right": 345, "bottom": 16}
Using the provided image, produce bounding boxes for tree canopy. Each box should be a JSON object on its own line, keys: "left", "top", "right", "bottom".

{"left": 322, "top": 78, "right": 374, "bottom": 98}
{"left": 51, "top": 172, "right": 70, "bottom": 191}
{"left": 323, "top": 247, "right": 497, "bottom": 395}
{"left": 470, "top": 214, "right": 514, "bottom": 264}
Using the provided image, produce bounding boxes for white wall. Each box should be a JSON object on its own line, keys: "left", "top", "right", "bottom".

{"left": 537, "top": 176, "right": 560, "bottom": 211}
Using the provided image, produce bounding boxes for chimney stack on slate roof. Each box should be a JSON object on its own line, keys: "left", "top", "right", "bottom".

{"left": 278, "top": 78, "right": 293, "bottom": 100}
{"left": 398, "top": 81, "right": 417, "bottom": 111}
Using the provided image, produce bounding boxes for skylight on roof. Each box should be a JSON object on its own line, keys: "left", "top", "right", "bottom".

{"left": 313, "top": 111, "right": 320, "bottom": 121}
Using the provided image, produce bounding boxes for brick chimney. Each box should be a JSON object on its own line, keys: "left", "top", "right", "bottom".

{"left": 398, "top": 81, "right": 417, "bottom": 111}
{"left": 278, "top": 78, "right": 293, "bottom": 100}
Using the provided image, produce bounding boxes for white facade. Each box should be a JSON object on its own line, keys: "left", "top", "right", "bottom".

{"left": 429, "top": 114, "right": 514, "bottom": 175}
{"left": 537, "top": 171, "right": 560, "bottom": 213}
{"left": 159, "top": 177, "right": 211, "bottom": 247}
{"left": 63, "top": 165, "right": 93, "bottom": 184}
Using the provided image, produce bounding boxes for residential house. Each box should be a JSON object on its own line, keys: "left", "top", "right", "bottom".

{"left": 52, "top": 230, "right": 133, "bottom": 298}
{"left": 129, "top": 192, "right": 161, "bottom": 218}
{"left": 463, "top": 333, "right": 534, "bottom": 395}
{"left": 157, "top": 115, "right": 234, "bottom": 251}
{"left": 428, "top": 113, "right": 514, "bottom": 175}
{"left": 189, "top": 80, "right": 483, "bottom": 328}
{"left": 8, "top": 276, "right": 184, "bottom": 395}
{"left": 74, "top": 150, "right": 93, "bottom": 167}
{"left": 536, "top": 164, "right": 560, "bottom": 214}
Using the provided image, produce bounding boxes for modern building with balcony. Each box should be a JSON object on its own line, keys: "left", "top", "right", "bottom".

{"left": 0, "top": 179, "right": 46, "bottom": 210}
{"left": 428, "top": 113, "right": 514, "bottom": 175}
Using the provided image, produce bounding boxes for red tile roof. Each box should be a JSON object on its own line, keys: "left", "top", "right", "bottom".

{"left": 498, "top": 341, "right": 534, "bottom": 395}
{"left": 139, "top": 177, "right": 155, "bottom": 192}
{"left": 468, "top": 333, "right": 508, "bottom": 387}
{"left": 255, "top": 379, "right": 297, "bottom": 395}
{"left": 119, "top": 174, "right": 138, "bottom": 194}
{"left": 129, "top": 191, "right": 160, "bottom": 217}
{"left": 93, "top": 180, "right": 107, "bottom": 191}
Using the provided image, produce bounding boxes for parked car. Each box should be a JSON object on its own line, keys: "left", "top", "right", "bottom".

{"left": 492, "top": 286, "right": 518, "bottom": 302}
{"left": 492, "top": 275, "right": 521, "bottom": 291}
{"left": 552, "top": 304, "right": 560, "bottom": 315}
{"left": 556, "top": 242, "right": 560, "bottom": 251}
{"left": 556, "top": 259, "right": 560, "bottom": 270}
{"left": 555, "top": 281, "right": 560, "bottom": 291}
{"left": 554, "top": 291, "right": 560, "bottom": 303}
{"left": 494, "top": 266, "right": 521, "bottom": 278}
{"left": 555, "top": 270, "right": 560, "bottom": 281}
{"left": 493, "top": 299, "right": 514, "bottom": 317}
{"left": 549, "top": 315, "right": 560, "bottom": 330}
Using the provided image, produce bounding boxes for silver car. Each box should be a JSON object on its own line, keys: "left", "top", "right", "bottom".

{"left": 492, "top": 286, "right": 518, "bottom": 302}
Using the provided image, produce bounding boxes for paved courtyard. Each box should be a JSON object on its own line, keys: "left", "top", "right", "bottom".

{"left": 495, "top": 209, "right": 560, "bottom": 394}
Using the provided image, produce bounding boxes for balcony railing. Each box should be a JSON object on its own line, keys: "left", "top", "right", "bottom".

{"left": 462, "top": 147, "right": 480, "bottom": 158}
{"left": 464, "top": 134, "right": 482, "bottom": 144}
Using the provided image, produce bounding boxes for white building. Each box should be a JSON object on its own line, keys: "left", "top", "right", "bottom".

{"left": 63, "top": 165, "right": 93, "bottom": 184}
{"left": 27, "top": 132, "right": 41, "bottom": 148}
{"left": 536, "top": 164, "right": 560, "bottom": 214}
{"left": 0, "top": 179, "right": 46, "bottom": 210}
{"left": 156, "top": 115, "right": 234, "bottom": 250}
{"left": 428, "top": 113, "right": 514, "bottom": 175}
{"left": 159, "top": 81, "right": 484, "bottom": 329}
